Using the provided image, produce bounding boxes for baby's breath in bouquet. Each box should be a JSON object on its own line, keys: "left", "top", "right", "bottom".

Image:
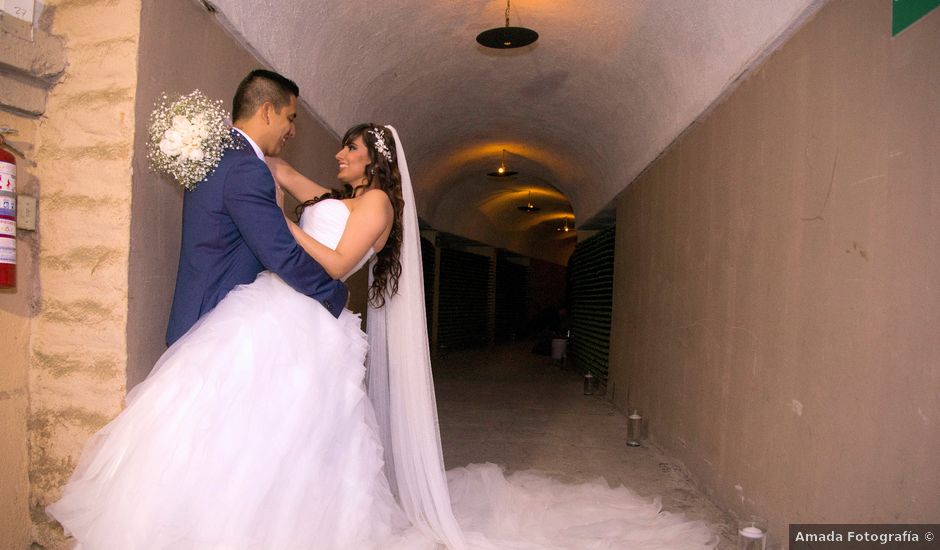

{"left": 148, "top": 90, "right": 235, "bottom": 190}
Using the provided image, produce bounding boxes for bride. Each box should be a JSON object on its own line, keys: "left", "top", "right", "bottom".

{"left": 47, "top": 124, "right": 717, "bottom": 549}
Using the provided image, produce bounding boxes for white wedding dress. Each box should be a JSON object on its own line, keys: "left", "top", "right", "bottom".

{"left": 49, "top": 154, "right": 717, "bottom": 550}
{"left": 47, "top": 199, "right": 407, "bottom": 549}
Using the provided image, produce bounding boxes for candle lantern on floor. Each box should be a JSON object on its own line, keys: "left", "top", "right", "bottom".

{"left": 551, "top": 336, "right": 567, "bottom": 368}
{"left": 583, "top": 372, "right": 595, "bottom": 395}
{"left": 626, "top": 410, "right": 642, "bottom": 447}
{"left": 737, "top": 518, "right": 767, "bottom": 550}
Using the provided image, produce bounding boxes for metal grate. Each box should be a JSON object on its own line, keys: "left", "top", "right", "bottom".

{"left": 566, "top": 226, "right": 615, "bottom": 383}
{"left": 437, "top": 248, "right": 491, "bottom": 350}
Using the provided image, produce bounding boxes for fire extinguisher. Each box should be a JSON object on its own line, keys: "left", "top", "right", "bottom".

{"left": 0, "top": 133, "right": 16, "bottom": 289}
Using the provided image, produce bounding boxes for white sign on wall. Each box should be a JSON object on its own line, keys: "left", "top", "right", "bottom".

{"left": 1, "top": 0, "right": 34, "bottom": 24}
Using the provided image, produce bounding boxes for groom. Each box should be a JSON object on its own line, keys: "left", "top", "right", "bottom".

{"left": 166, "top": 69, "right": 347, "bottom": 346}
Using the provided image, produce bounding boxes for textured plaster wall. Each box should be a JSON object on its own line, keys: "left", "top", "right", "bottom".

{"left": 129, "top": 0, "right": 345, "bottom": 388}
{"left": 608, "top": 0, "right": 940, "bottom": 541}
{"left": 24, "top": 0, "right": 142, "bottom": 547}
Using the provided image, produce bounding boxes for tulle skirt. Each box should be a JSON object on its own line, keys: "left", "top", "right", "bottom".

{"left": 47, "top": 272, "right": 717, "bottom": 550}
{"left": 47, "top": 273, "right": 404, "bottom": 549}
{"left": 447, "top": 465, "right": 717, "bottom": 550}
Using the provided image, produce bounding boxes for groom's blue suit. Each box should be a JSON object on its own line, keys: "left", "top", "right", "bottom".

{"left": 166, "top": 130, "right": 347, "bottom": 346}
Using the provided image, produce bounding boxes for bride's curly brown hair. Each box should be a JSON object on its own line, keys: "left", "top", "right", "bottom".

{"left": 295, "top": 123, "right": 403, "bottom": 307}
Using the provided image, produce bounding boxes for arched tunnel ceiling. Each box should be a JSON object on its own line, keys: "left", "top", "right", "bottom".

{"left": 208, "top": 0, "right": 821, "bottom": 264}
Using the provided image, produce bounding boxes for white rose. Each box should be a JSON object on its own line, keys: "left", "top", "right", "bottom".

{"left": 187, "top": 148, "right": 205, "bottom": 162}
{"left": 163, "top": 129, "right": 182, "bottom": 143}
{"left": 171, "top": 115, "right": 192, "bottom": 133}
{"left": 179, "top": 126, "right": 197, "bottom": 144}
{"left": 159, "top": 134, "right": 182, "bottom": 157}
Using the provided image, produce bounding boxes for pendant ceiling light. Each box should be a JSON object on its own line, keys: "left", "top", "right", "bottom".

{"left": 487, "top": 149, "right": 518, "bottom": 177}
{"left": 476, "top": 0, "right": 539, "bottom": 49}
{"left": 556, "top": 218, "right": 574, "bottom": 232}
{"left": 517, "top": 191, "right": 541, "bottom": 212}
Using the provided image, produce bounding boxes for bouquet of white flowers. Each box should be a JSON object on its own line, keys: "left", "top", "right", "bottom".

{"left": 147, "top": 90, "right": 235, "bottom": 190}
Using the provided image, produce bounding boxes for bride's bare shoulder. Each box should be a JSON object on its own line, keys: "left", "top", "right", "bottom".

{"left": 352, "top": 189, "right": 393, "bottom": 215}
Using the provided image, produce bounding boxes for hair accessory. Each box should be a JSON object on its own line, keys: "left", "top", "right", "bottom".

{"left": 369, "top": 128, "right": 393, "bottom": 163}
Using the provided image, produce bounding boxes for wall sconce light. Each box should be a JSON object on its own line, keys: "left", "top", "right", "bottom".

{"left": 487, "top": 149, "right": 518, "bottom": 177}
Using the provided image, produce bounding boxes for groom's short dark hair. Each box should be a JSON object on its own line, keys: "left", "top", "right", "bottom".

{"left": 232, "top": 69, "right": 300, "bottom": 123}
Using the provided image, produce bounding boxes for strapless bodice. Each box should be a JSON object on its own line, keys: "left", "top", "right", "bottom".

{"left": 299, "top": 199, "right": 374, "bottom": 281}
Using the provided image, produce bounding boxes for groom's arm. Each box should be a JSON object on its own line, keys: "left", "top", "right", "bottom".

{"left": 224, "top": 157, "right": 348, "bottom": 317}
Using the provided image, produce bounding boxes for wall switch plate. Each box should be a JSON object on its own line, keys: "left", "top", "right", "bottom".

{"left": 16, "top": 194, "right": 36, "bottom": 230}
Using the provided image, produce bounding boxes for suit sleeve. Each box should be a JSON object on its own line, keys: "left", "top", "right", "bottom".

{"left": 223, "top": 156, "right": 348, "bottom": 317}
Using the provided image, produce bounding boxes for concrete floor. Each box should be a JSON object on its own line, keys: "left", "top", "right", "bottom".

{"left": 433, "top": 340, "right": 737, "bottom": 549}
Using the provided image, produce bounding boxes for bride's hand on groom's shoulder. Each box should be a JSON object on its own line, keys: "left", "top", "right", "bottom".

{"left": 275, "top": 182, "right": 285, "bottom": 211}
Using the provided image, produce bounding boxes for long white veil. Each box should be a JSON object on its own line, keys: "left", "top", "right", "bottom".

{"left": 366, "top": 126, "right": 467, "bottom": 549}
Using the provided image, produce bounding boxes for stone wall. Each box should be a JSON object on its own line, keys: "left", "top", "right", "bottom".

{"left": 0, "top": 10, "right": 66, "bottom": 550}
{"left": 607, "top": 0, "right": 940, "bottom": 541}
{"left": 24, "top": 1, "right": 141, "bottom": 547}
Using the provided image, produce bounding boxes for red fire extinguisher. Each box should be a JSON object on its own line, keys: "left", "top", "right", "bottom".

{"left": 0, "top": 134, "right": 17, "bottom": 289}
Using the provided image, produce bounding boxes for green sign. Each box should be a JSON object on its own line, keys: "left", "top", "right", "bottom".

{"left": 893, "top": 0, "right": 940, "bottom": 36}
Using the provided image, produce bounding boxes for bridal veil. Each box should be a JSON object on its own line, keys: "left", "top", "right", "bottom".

{"left": 366, "top": 126, "right": 467, "bottom": 550}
